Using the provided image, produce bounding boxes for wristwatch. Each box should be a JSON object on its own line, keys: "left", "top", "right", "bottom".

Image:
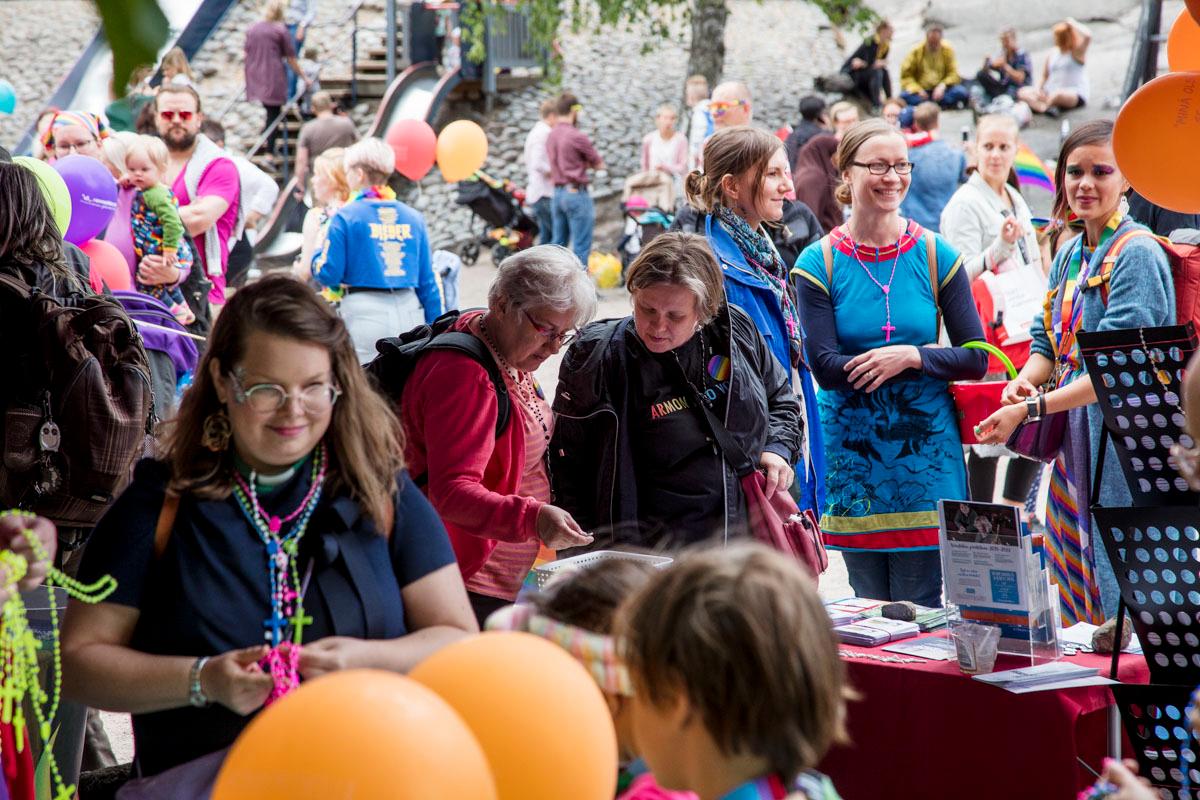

{"left": 1025, "top": 395, "right": 1042, "bottom": 421}
{"left": 188, "top": 656, "right": 210, "bottom": 708}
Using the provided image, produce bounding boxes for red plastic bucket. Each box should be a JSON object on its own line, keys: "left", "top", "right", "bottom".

{"left": 950, "top": 342, "right": 1017, "bottom": 442}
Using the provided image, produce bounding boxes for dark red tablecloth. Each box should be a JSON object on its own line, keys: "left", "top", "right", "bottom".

{"left": 819, "top": 634, "right": 1150, "bottom": 800}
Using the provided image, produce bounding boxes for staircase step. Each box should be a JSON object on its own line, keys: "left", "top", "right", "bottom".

{"left": 321, "top": 75, "right": 389, "bottom": 98}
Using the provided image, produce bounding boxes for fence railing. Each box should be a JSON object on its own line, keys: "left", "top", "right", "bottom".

{"left": 1122, "top": 0, "right": 1165, "bottom": 100}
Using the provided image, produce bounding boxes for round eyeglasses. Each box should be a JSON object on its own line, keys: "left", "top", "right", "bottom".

{"left": 228, "top": 372, "right": 342, "bottom": 414}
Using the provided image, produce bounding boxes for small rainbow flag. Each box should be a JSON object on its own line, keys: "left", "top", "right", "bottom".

{"left": 1015, "top": 143, "right": 1055, "bottom": 194}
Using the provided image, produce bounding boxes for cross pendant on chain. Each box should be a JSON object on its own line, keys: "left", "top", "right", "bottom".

{"left": 263, "top": 611, "right": 288, "bottom": 646}
{"left": 291, "top": 608, "right": 314, "bottom": 645}
{"left": 882, "top": 323, "right": 896, "bottom": 342}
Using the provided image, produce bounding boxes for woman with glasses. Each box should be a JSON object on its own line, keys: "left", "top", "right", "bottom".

{"left": 62, "top": 276, "right": 475, "bottom": 778}
{"left": 401, "top": 245, "right": 597, "bottom": 625}
{"left": 313, "top": 137, "right": 443, "bottom": 363}
{"left": 552, "top": 232, "right": 802, "bottom": 551}
{"left": 40, "top": 109, "right": 108, "bottom": 161}
{"left": 793, "top": 119, "right": 987, "bottom": 606}
{"left": 687, "top": 125, "right": 825, "bottom": 524}
{"left": 977, "top": 119, "right": 1173, "bottom": 624}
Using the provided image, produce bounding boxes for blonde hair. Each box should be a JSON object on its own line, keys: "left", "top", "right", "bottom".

{"left": 624, "top": 232, "right": 724, "bottom": 325}
{"left": 264, "top": 0, "right": 286, "bottom": 22}
{"left": 829, "top": 101, "right": 859, "bottom": 126}
{"left": 685, "top": 74, "right": 709, "bottom": 106}
{"left": 685, "top": 126, "right": 781, "bottom": 215}
{"left": 343, "top": 137, "right": 395, "bottom": 185}
{"left": 127, "top": 133, "right": 169, "bottom": 174}
{"left": 160, "top": 47, "right": 194, "bottom": 81}
{"left": 313, "top": 147, "right": 351, "bottom": 201}
{"left": 834, "top": 118, "right": 906, "bottom": 205}
{"left": 100, "top": 131, "right": 138, "bottom": 177}
{"left": 976, "top": 113, "right": 1019, "bottom": 142}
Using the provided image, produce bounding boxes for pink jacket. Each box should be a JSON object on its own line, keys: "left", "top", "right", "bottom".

{"left": 400, "top": 313, "right": 543, "bottom": 579}
{"left": 619, "top": 774, "right": 697, "bottom": 800}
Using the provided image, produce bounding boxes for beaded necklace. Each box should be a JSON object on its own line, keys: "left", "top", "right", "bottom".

{"left": 231, "top": 444, "right": 328, "bottom": 704}
{"left": 0, "top": 510, "right": 117, "bottom": 800}
{"left": 350, "top": 184, "right": 397, "bottom": 203}
{"left": 479, "top": 316, "right": 550, "bottom": 445}
{"left": 846, "top": 234, "right": 903, "bottom": 343}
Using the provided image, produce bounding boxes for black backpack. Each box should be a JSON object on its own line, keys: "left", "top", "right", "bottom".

{"left": 365, "top": 310, "right": 511, "bottom": 438}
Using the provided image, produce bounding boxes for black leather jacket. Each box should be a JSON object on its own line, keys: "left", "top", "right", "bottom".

{"left": 549, "top": 303, "right": 801, "bottom": 549}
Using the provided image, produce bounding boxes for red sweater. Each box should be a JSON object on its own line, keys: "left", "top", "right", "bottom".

{"left": 400, "top": 315, "right": 543, "bottom": 579}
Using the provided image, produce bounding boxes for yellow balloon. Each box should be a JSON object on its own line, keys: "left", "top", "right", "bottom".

{"left": 436, "top": 120, "right": 489, "bottom": 182}
{"left": 212, "top": 670, "right": 497, "bottom": 800}
{"left": 411, "top": 632, "right": 619, "bottom": 800}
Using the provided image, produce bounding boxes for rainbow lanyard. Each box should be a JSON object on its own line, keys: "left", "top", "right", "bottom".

{"left": 719, "top": 774, "right": 790, "bottom": 800}
{"left": 350, "top": 184, "right": 396, "bottom": 202}
{"left": 1050, "top": 212, "right": 1123, "bottom": 380}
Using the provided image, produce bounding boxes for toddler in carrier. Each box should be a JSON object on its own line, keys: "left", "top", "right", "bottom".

{"left": 125, "top": 134, "right": 195, "bottom": 324}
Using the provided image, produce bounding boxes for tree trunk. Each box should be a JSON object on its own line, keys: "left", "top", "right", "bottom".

{"left": 686, "top": 0, "right": 728, "bottom": 93}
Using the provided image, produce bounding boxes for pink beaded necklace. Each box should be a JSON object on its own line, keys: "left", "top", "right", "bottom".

{"left": 846, "top": 233, "right": 903, "bottom": 343}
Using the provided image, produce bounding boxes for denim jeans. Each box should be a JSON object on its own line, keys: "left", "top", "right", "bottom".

{"left": 530, "top": 196, "right": 554, "bottom": 245}
{"left": 899, "top": 84, "right": 970, "bottom": 126}
{"left": 552, "top": 185, "right": 594, "bottom": 267}
{"left": 841, "top": 550, "right": 944, "bottom": 607}
{"left": 286, "top": 23, "right": 302, "bottom": 101}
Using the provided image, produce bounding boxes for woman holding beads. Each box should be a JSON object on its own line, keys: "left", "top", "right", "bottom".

{"left": 687, "top": 125, "right": 825, "bottom": 519}
{"left": 400, "top": 245, "right": 597, "bottom": 626}
{"left": 61, "top": 276, "right": 475, "bottom": 777}
{"left": 551, "top": 232, "right": 802, "bottom": 551}
{"left": 793, "top": 119, "right": 987, "bottom": 606}
{"left": 976, "top": 119, "right": 1174, "bottom": 623}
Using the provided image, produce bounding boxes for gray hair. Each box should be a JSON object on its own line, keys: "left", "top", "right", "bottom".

{"left": 488, "top": 245, "right": 598, "bottom": 328}
{"left": 343, "top": 137, "right": 394, "bottom": 180}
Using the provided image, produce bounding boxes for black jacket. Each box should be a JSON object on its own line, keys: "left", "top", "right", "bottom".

{"left": 549, "top": 304, "right": 801, "bottom": 549}
{"left": 671, "top": 200, "right": 823, "bottom": 269}
{"left": 785, "top": 121, "right": 829, "bottom": 172}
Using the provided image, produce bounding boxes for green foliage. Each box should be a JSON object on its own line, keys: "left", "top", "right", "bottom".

{"left": 96, "top": 0, "right": 170, "bottom": 95}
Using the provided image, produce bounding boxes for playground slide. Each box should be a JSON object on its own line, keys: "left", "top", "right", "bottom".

{"left": 253, "top": 61, "right": 462, "bottom": 268}
{"left": 15, "top": 0, "right": 240, "bottom": 155}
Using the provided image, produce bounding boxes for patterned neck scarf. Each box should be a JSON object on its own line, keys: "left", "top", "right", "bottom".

{"left": 350, "top": 184, "right": 396, "bottom": 202}
{"left": 1050, "top": 209, "right": 1124, "bottom": 380}
{"left": 714, "top": 204, "right": 802, "bottom": 364}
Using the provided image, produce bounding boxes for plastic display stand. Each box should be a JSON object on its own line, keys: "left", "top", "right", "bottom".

{"left": 1092, "top": 506, "right": 1200, "bottom": 685}
{"left": 1110, "top": 683, "right": 1200, "bottom": 798}
{"left": 1078, "top": 324, "right": 1199, "bottom": 506}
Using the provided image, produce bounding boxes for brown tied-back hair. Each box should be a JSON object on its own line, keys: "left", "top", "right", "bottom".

{"left": 685, "top": 126, "right": 782, "bottom": 215}
{"left": 530, "top": 558, "right": 658, "bottom": 634}
{"left": 833, "top": 118, "right": 905, "bottom": 205}
{"left": 620, "top": 543, "right": 852, "bottom": 783}
{"left": 161, "top": 275, "right": 404, "bottom": 532}
{"left": 624, "top": 232, "right": 725, "bottom": 325}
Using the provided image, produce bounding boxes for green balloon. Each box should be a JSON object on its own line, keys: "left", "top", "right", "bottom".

{"left": 13, "top": 156, "right": 72, "bottom": 238}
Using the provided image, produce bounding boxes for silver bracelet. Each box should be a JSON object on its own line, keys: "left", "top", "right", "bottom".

{"left": 188, "top": 656, "right": 210, "bottom": 708}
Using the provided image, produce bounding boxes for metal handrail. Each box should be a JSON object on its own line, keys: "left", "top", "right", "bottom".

{"left": 1122, "top": 0, "right": 1165, "bottom": 100}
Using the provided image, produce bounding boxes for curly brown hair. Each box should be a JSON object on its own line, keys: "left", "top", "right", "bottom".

{"left": 161, "top": 276, "right": 404, "bottom": 531}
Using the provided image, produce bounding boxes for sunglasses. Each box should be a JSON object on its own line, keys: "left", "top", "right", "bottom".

{"left": 159, "top": 110, "right": 195, "bottom": 122}
{"left": 709, "top": 100, "right": 748, "bottom": 116}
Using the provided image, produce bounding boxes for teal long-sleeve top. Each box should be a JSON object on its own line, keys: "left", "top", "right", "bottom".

{"left": 313, "top": 198, "right": 443, "bottom": 323}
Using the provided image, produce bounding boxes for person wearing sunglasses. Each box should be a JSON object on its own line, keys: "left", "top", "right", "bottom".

{"left": 400, "top": 245, "right": 597, "bottom": 625}
{"left": 794, "top": 118, "right": 987, "bottom": 607}
{"left": 63, "top": 276, "right": 476, "bottom": 779}
{"left": 154, "top": 84, "right": 241, "bottom": 310}
{"left": 708, "top": 82, "right": 753, "bottom": 130}
{"left": 40, "top": 109, "right": 108, "bottom": 161}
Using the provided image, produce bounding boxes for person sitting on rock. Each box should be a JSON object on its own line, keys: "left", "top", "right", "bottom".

{"left": 842, "top": 19, "right": 894, "bottom": 111}
{"left": 975, "top": 27, "right": 1033, "bottom": 104}
{"left": 899, "top": 22, "right": 969, "bottom": 126}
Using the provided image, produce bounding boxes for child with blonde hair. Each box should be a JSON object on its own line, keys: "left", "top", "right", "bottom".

{"left": 620, "top": 543, "right": 848, "bottom": 800}
{"left": 125, "top": 134, "right": 195, "bottom": 323}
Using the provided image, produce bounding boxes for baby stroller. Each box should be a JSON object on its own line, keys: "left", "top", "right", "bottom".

{"left": 616, "top": 195, "right": 674, "bottom": 271}
{"left": 455, "top": 170, "right": 538, "bottom": 265}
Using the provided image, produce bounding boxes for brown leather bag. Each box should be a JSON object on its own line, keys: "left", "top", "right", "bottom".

{"left": 0, "top": 272, "right": 154, "bottom": 526}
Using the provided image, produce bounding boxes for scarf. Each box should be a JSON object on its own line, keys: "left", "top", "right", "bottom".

{"left": 714, "top": 204, "right": 803, "bottom": 364}
{"left": 1049, "top": 209, "right": 1124, "bottom": 381}
{"left": 41, "top": 109, "right": 109, "bottom": 151}
{"left": 350, "top": 184, "right": 397, "bottom": 202}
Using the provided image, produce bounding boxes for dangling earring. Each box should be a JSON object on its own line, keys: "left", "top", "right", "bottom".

{"left": 201, "top": 408, "right": 232, "bottom": 452}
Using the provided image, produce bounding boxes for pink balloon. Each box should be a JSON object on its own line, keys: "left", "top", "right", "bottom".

{"left": 81, "top": 238, "right": 132, "bottom": 291}
{"left": 386, "top": 119, "right": 438, "bottom": 181}
{"left": 53, "top": 155, "right": 118, "bottom": 246}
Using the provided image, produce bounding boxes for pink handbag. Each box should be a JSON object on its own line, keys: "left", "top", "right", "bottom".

{"left": 741, "top": 470, "right": 828, "bottom": 578}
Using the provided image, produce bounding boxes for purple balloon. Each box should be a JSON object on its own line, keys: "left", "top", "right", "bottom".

{"left": 52, "top": 154, "right": 118, "bottom": 246}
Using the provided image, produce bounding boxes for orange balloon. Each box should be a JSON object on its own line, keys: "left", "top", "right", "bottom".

{"left": 436, "top": 120, "right": 489, "bottom": 182}
{"left": 1169, "top": 9, "right": 1200, "bottom": 72}
{"left": 212, "top": 670, "right": 497, "bottom": 800}
{"left": 410, "top": 632, "right": 618, "bottom": 800}
{"left": 1114, "top": 73, "right": 1200, "bottom": 214}
{"left": 80, "top": 238, "right": 131, "bottom": 291}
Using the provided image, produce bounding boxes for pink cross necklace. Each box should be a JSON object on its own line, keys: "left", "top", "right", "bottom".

{"left": 848, "top": 236, "right": 902, "bottom": 342}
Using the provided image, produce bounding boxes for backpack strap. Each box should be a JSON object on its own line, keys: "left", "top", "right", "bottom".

{"left": 153, "top": 492, "right": 179, "bottom": 560}
{"left": 1096, "top": 228, "right": 1159, "bottom": 306}
{"left": 425, "top": 331, "right": 511, "bottom": 438}
{"left": 820, "top": 235, "right": 834, "bottom": 289}
{"left": 924, "top": 230, "right": 941, "bottom": 338}
{"left": 0, "top": 272, "right": 33, "bottom": 300}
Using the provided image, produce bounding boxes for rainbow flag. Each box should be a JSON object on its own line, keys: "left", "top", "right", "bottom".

{"left": 1015, "top": 143, "right": 1055, "bottom": 194}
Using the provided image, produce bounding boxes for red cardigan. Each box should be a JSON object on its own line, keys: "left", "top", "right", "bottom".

{"left": 400, "top": 316, "right": 543, "bottom": 579}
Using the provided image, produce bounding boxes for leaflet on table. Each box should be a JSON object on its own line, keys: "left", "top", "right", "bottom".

{"left": 973, "top": 661, "right": 1098, "bottom": 691}
{"left": 824, "top": 598, "right": 887, "bottom": 626}
{"left": 882, "top": 637, "right": 958, "bottom": 661}
{"left": 834, "top": 617, "right": 920, "bottom": 646}
{"left": 1059, "top": 622, "right": 1144, "bottom": 655}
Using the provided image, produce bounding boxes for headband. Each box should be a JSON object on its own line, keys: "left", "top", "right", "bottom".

{"left": 485, "top": 604, "right": 633, "bottom": 697}
{"left": 42, "top": 110, "right": 110, "bottom": 151}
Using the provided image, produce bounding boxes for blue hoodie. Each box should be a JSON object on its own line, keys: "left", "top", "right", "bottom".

{"left": 703, "top": 214, "right": 826, "bottom": 516}
{"left": 313, "top": 198, "right": 442, "bottom": 323}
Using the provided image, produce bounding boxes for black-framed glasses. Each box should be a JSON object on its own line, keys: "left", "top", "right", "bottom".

{"left": 852, "top": 161, "right": 915, "bottom": 175}
{"left": 522, "top": 309, "right": 576, "bottom": 346}
{"left": 228, "top": 370, "right": 342, "bottom": 414}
